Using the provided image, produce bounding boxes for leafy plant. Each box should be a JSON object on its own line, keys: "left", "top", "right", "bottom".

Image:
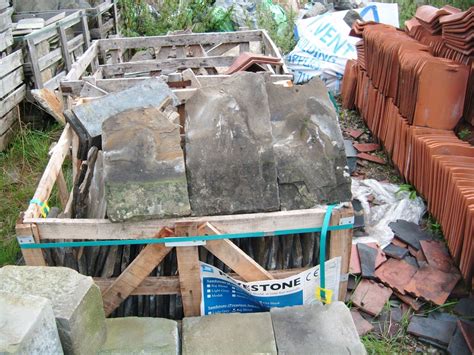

{"left": 427, "top": 214, "right": 442, "bottom": 235}
{"left": 458, "top": 128, "right": 471, "bottom": 141}
{"left": 396, "top": 184, "right": 417, "bottom": 200}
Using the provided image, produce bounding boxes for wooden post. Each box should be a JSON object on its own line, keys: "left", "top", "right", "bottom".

{"left": 26, "top": 38, "right": 43, "bottom": 89}
{"left": 175, "top": 222, "right": 202, "bottom": 317}
{"left": 16, "top": 221, "right": 46, "bottom": 266}
{"left": 58, "top": 25, "right": 72, "bottom": 72}
{"left": 329, "top": 207, "right": 353, "bottom": 302}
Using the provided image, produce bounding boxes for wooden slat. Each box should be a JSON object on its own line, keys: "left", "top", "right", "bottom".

{"left": 44, "top": 71, "right": 66, "bottom": 91}
{"left": 206, "top": 42, "right": 238, "bottom": 56}
{"left": 65, "top": 40, "right": 98, "bottom": 80}
{"left": 100, "top": 55, "right": 236, "bottom": 76}
{"left": 94, "top": 268, "right": 308, "bottom": 295}
{"left": 0, "top": 107, "right": 18, "bottom": 151}
{"left": 0, "top": 67, "right": 23, "bottom": 98}
{"left": 27, "top": 37, "right": 43, "bottom": 89}
{"left": 37, "top": 47, "right": 62, "bottom": 71}
{"left": 24, "top": 125, "right": 72, "bottom": 219}
{"left": 56, "top": 169, "right": 69, "bottom": 208}
{"left": 102, "top": 242, "right": 172, "bottom": 316}
{"left": 176, "top": 223, "right": 202, "bottom": 317}
{"left": 58, "top": 25, "right": 72, "bottom": 71}
{"left": 25, "top": 11, "right": 82, "bottom": 45}
{"left": 16, "top": 222, "right": 47, "bottom": 266}
{"left": 99, "top": 30, "right": 263, "bottom": 51}
{"left": 0, "top": 28, "right": 13, "bottom": 52}
{"left": 26, "top": 206, "right": 332, "bottom": 240}
{"left": 0, "top": 84, "right": 25, "bottom": 119}
{"left": 329, "top": 207, "right": 353, "bottom": 301}
{"left": 202, "top": 223, "right": 274, "bottom": 282}
{"left": 0, "top": 8, "right": 13, "bottom": 38}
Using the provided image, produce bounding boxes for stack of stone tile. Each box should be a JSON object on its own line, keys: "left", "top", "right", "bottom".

{"left": 341, "top": 19, "right": 474, "bottom": 283}
{"left": 68, "top": 73, "right": 351, "bottom": 222}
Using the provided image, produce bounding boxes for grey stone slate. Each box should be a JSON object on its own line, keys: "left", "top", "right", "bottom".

{"left": 407, "top": 316, "right": 456, "bottom": 346}
{"left": 99, "top": 317, "right": 179, "bottom": 355}
{"left": 357, "top": 243, "right": 377, "bottom": 279}
{"left": 383, "top": 243, "right": 409, "bottom": 260}
{"left": 0, "top": 291, "right": 63, "bottom": 354}
{"left": 182, "top": 312, "right": 277, "bottom": 355}
{"left": 270, "top": 302, "right": 366, "bottom": 355}
{"left": 448, "top": 324, "right": 471, "bottom": 355}
{"left": 103, "top": 107, "right": 191, "bottom": 221}
{"left": 266, "top": 77, "right": 351, "bottom": 209}
{"left": 0, "top": 266, "right": 106, "bottom": 355}
{"left": 185, "top": 72, "right": 279, "bottom": 215}
{"left": 388, "top": 219, "right": 432, "bottom": 250}
{"left": 66, "top": 78, "right": 178, "bottom": 154}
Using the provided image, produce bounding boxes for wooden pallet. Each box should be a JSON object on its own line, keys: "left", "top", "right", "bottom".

{"left": 0, "top": 1, "right": 13, "bottom": 54}
{"left": 0, "top": 50, "right": 26, "bottom": 151}
{"left": 15, "top": 10, "right": 91, "bottom": 90}
{"left": 17, "top": 121, "right": 352, "bottom": 317}
{"left": 60, "top": 29, "right": 292, "bottom": 98}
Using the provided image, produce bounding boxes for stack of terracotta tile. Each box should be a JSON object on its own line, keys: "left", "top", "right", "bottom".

{"left": 341, "top": 19, "right": 474, "bottom": 284}
{"left": 415, "top": 5, "right": 461, "bottom": 35}
{"left": 440, "top": 8, "right": 474, "bottom": 56}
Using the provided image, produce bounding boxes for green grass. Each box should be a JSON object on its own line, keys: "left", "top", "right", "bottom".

{"left": 0, "top": 122, "right": 64, "bottom": 266}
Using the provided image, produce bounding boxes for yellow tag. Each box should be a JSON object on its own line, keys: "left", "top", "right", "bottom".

{"left": 315, "top": 287, "right": 333, "bottom": 304}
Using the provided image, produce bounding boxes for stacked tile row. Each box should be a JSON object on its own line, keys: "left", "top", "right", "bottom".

{"left": 341, "top": 21, "right": 474, "bottom": 283}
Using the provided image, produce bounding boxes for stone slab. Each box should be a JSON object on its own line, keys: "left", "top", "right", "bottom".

{"left": 454, "top": 297, "right": 474, "bottom": 318}
{"left": 0, "top": 266, "right": 106, "bottom": 355}
{"left": 351, "top": 279, "right": 392, "bottom": 317}
{"left": 349, "top": 243, "right": 386, "bottom": 275}
{"left": 383, "top": 244, "right": 409, "bottom": 260}
{"left": 266, "top": 77, "right": 351, "bottom": 208}
{"left": 407, "top": 316, "right": 456, "bottom": 346}
{"left": 103, "top": 107, "right": 191, "bottom": 221}
{"left": 459, "top": 320, "right": 474, "bottom": 353}
{"left": 357, "top": 243, "right": 378, "bottom": 279}
{"left": 448, "top": 324, "right": 471, "bottom": 355}
{"left": 182, "top": 312, "right": 277, "bottom": 355}
{"left": 271, "top": 303, "right": 365, "bottom": 355}
{"left": 99, "top": 317, "right": 179, "bottom": 355}
{"left": 185, "top": 72, "right": 279, "bottom": 215}
{"left": 0, "top": 291, "right": 63, "bottom": 354}
{"left": 388, "top": 219, "right": 432, "bottom": 250}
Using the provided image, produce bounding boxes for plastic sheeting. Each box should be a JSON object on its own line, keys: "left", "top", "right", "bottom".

{"left": 286, "top": 2, "right": 399, "bottom": 92}
{"left": 351, "top": 179, "right": 426, "bottom": 248}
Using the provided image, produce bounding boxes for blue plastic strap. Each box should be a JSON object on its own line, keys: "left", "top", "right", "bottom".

{"left": 20, "top": 222, "right": 353, "bottom": 249}
{"left": 318, "top": 204, "right": 336, "bottom": 302}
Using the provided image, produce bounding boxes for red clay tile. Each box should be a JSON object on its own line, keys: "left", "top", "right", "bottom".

{"left": 347, "top": 128, "right": 364, "bottom": 139}
{"left": 351, "top": 310, "right": 374, "bottom": 336}
{"left": 351, "top": 279, "right": 393, "bottom": 316}
{"left": 459, "top": 320, "right": 474, "bottom": 353}
{"left": 404, "top": 264, "right": 461, "bottom": 305}
{"left": 375, "top": 258, "right": 418, "bottom": 295}
{"left": 357, "top": 153, "right": 386, "bottom": 164}
{"left": 420, "top": 240, "right": 458, "bottom": 273}
{"left": 395, "top": 292, "right": 424, "bottom": 311}
{"left": 354, "top": 143, "right": 381, "bottom": 153}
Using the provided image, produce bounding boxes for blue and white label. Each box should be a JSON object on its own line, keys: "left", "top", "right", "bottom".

{"left": 200, "top": 257, "right": 341, "bottom": 315}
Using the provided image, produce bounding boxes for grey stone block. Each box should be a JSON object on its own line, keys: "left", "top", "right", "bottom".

{"left": 99, "top": 317, "right": 179, "bottom": 355}
{"left": 270, "top": 302, "right": 366, "bottom": 355}
{"left": 0, "top": 291, "right": 63, "bottom": 354}
{"left": 185, "top": 72, "right": 279, "bottom": 215}
{"left": 103, "top": 107, "right": 191, "bottom": 221}
{"left": 182, "top": 312, "right": 277, "bottom": 355}
{"left": 266, "top": 77, "right": 351, "bottom": 209}
{"left": 0, "top": 266, "right": 106, "bottom": 355}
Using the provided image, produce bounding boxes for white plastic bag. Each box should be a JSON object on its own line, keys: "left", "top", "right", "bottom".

{"left": 351, "top": 179, "right": 426, "bottom": 248}
{"left": 287, "top": 2, "right": 399, "bottom": 92}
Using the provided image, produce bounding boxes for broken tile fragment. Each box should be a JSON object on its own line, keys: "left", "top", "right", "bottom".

{"left": 351, "top": 279, "right": 392, "bottom": 317}
{"left": 404, "top": 265, "right": 461, "bottom": 305}
{"left": 383, "top": 243, "right": 409, "bottom": 259}
{"left": 347, "top": 128, "right": 363, "bottom": 139}
{"left": 375, "top": 258, "right": 417, "bottom": 295}
{"left": 353, "top": 143, "right": 380, "bottom": 153}
{"left": 351, "top": 310, "right": 374, "bottom": 336}
{"left": 459, "top": 320, "right": 474, "bottom": 353}
{"left": 357, "top": 243, "right": 378, "bottom": 279}
{"left": 356, "top": 152, "right": 386, "bottom": 164}
{"left": 408, "top": 245, "right": 427, "bottom": 263}
{"left": 448, "top": 323, "right": 471, "bottom": 355}
{"left": 185, "top": 73, "right": 279, "bottom": 215}
{"left": 388, "top": 219, "right": 432, "bottom": 250}
{"left": 350, "top": 243, "right": 387, "bottom": 275}
{"left": 403, "top": 255, "right": 419, "bottom": 268}
{"left": 420, "top": 240, "right": 458, "bottom": 273}
{"left": 454, "top": 297, "right": 474, "bottom": 318}
{"left": 394, "top": 292, "right": 423, "bottom": 311}
{"left": 392, "top": 238, "right": 408, "bottom": 249}
{"left": 407, "top": 316, "right": 456, "bottom": 346}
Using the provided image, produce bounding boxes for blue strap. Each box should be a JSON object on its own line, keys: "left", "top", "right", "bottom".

{"left": 318, "top": 204, "right": 336, "bottom": 302}
{"left": 20, "top": 222, "right": 353, "bottom": 249}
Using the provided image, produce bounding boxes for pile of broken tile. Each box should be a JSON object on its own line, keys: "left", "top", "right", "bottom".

{"left": 348, "top": 218, "right": 474, "bottom": 352}
{"left": 341, "top": 18, "right": 474, "bottom": 284}
{"left": 65, "top": 72, "right": 351, "bottom": 222}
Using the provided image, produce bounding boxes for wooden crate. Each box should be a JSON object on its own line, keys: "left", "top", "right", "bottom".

{"left": 16, "top": 10, "right": 91, "bottom": 90}
{"left": 0, "top": 0, "right": 13, "bottom": 54}
{"left": 12, "top": 0, "right": 119, "bottom": 40}
{"left": 60, "top": 29, "right": 293, "bottom": 98}
{"left": 0, "top": 51, "right": 26, "bottom": 151}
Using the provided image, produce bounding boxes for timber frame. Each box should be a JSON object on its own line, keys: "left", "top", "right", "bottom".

{"left": 59, "top": 29, "right": 293, "bottom": 99}
{"left": 17, "top": 123, "right": 353, "bottom": 317}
